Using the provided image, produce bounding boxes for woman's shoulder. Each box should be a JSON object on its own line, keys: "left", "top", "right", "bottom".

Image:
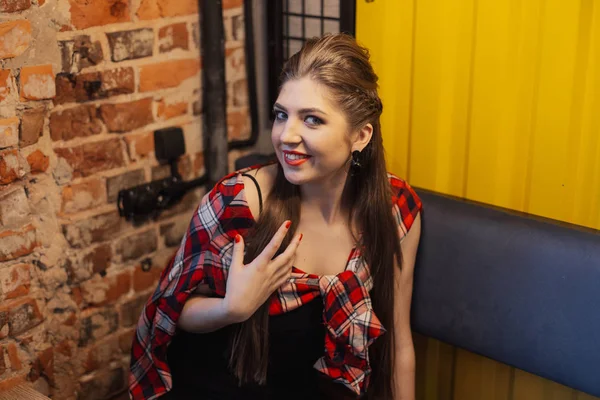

{"left": 387, "top": 172, "right": 422, "bottom": 237}
{"left": 205, "top": 162, "right": 277, "bottom": 221}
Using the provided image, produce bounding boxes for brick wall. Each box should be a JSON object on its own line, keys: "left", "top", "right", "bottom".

{"left": 0, "top": 0, "right": 250, "bottom": 398}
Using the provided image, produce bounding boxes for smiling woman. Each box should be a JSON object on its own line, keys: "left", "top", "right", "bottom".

{"left": 129, "top": 33, "right": 422, "bottom": 400}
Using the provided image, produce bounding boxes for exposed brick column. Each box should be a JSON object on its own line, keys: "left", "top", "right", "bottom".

{"left": 0, "top": 0, "right": 251, "bottom": 398}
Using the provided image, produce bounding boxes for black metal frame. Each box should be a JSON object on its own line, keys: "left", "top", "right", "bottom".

{"left": 266, "top": 0, "right": 356, "bottom": 115}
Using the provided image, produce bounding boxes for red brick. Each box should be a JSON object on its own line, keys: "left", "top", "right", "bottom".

{"left": 28, "top": 347, "right": 53, "bottom": 384}
{"left": 26, "top": 149, "right": 49, "bottom": 174}
{"left": 0, "top": 0, "right": 30, "bottom": 12}
{"left": 66, "top": 243, "right": 112, "bottom": 283}
{"left": 0, "top": 264, "right": 32, "bottom": 300}
{"left": 158, "top": 23, "right": 189, "bottom": 53}
{"left": 0, "top": 374, "right": 26, "bottom": 392}
{"left": 232, "top": 79, "right": 248, "bottom": 106}
{"left": 54, "top": 67, "right": 134, "bottom": 104}
{"left": 81, "top": 271, "right": 131, "bottom": 306}
{"left": 156, "top": 98, "right": 188, "bottom": 120}
{"left": 159, "top": 218, "right": 188, "bottom": 247}
{"left": 118, "top": 328, "right": 135, "bottom": 353}
{"left": 223, "top": 0, "right": 243, "bottom": 8}
{"left": 0, "top": 185, "right": 30, "bottom": 228}
{"left": 7, "top": 343, "right": 22, "bottom": 371}
{"left": 107, "top": 28, "right": 153, "bottom": 62}
{"left": 0, "top": 149, "right": 28, "bottom": 184}
{"left": 0, "top": 69, "right": 12, "bottom": 102}
{"left": 132, "top": 263, "right": 162, "bottom": 292}
{"left": 0, "top": 117, "right": 19, "bottom": 149}
{"left": 78, "top": 366, "right": 125, "bottom": 399}
{"left": 114, "top": 229, "right": 158, "bottom": 263}
{"left": 86, "top": 244, "right": 111, "bottom": 275}
{"left": 0, "top": 20, "right": 31, "bottom": 59}
{"left": 193, "top": 88, "right": 202, "bottom": 115}
{"left": 19, "top": 108, "right": 44, "bottom": 147}
{"left": 139, "top": 59, "right": 200, "bottom": 92}
{"left": 54, "top": 138, "right": 125, "bottom": 178}
{"left": 0, "top": 224, "right": 37, "bottom": 262}
{"left": 227, "top": 108, "right": 250, "bottom": 140}
{"left": 120, "top": 294, "right": 146, "bottom": 327}
{"left": 105, "top": 169, "right": 145, "bottom": 202}
{"left": 60, "top": 178, "right": 105, "bottom": 214}
{"left": 78, "top": 308, "right": 119, "bottom": 346}
{"left": 225, "top": 46, "right": 246, "bottom": 81}
{"left": 84, "top": 335, "right": 123, "bottom": 373}
{"left": 69, "top": 0, "right": 130, "bottom": 30}
{"left": 59, "top": 35, "right": 103, "bottom": 73}
{"left": 123, "top": 132, "right": 154, "bottom": 161}
{"left": 193, "top": 152, "right": 204, "bottom": 175}
{"left": 99, "top": 98, "right": 154, "bottom": 133}
{"left": 62, "top": 211, "right": 125, "bottom": 248}
{"left": 137, "top": 0, "right": 198, "bottom": 20}
{"left": 229, "top": 14, "right": 245, "bottom": 41}
{"left": 192, "top": 22, "right": 199, "bottom": 49}
{"left": 0, "top": 310, "right": 7, "bottom": 339}
{"left": 71, "top": 286, "right": 83, "bottom": 306}
{"left": 20, "top": 64, "right": 55, "bottom": 101}
{"left": 49, "top": 105, "right": 102, "bottom": 141}
{"left": 0, "top": 345, "right": 5, "bottom": 375}
{"left": 5, "top": 297, "right": 43, "bottom": 335}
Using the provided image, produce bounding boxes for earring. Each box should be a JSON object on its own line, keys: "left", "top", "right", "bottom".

{"left": 350, "top": 150, "right": 362, "bottom": 174}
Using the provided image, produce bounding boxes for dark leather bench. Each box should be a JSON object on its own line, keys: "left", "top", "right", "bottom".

{"left": 412, "top": 189, "right": 600, "bottom": 397}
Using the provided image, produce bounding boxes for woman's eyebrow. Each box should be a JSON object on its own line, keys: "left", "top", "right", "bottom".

{"left": 273, "top": 103, "right": 328, "bottom": 116}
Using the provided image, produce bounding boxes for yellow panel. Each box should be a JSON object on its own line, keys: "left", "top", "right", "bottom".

{"left": 412, "top": 333, "right": 454, "bottom": 400}
{"left": 465, "top": 0, "right": 544, "bottom": 211}
{"left": 513, "top": 369, "right": 578, "bottom": 400}
{"left": 356, "top": 0, "right": 414, "bottom": 179}
{"left": 406, "top": 0, "right": 477, "bottom": 196}
{"left": 453, "top": 349, "right": 512, "bottom": 400}
{"left": 358, "top": 0, "right": 600, "bottom": 397}
{"left": 525, "top": 0, "right": 594, "bottom": 227}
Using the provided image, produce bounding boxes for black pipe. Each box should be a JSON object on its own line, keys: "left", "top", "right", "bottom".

{"left": 201, "top": 0, "right": 229, "bottom": 185}
{"left": 228, "top": 0, "right": 261, "bottom": 150}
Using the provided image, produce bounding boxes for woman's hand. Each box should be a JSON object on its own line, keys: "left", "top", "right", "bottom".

{"left": 222, "top": 221, "right": 302, "bottom": 323}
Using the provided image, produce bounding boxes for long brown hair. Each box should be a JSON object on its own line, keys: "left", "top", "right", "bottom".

{"left": 228, "top": 33, "right": 402, "bottom": 399}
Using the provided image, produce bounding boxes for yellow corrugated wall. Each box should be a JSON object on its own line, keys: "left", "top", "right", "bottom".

{"left": 356, "top": 0, "right": 600, "bottom": 399}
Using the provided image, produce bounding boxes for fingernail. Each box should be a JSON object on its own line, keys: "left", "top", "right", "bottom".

{"left": 235, "top": 234, "right": 241, "bottom": 243}
{"left": 299, "top": 233, "right": 303, "bottom": 241}
{"left": 285, "top": 220, "right": 291, "bottom": 229}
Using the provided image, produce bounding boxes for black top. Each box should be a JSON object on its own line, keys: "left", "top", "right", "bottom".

{"left": 164, "top": 173, "right": 357, "bottom": 399}
{"left": 165, "top": 298, "right": 357, "bottom": 399}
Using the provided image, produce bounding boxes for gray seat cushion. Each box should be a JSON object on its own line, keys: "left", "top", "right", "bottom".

{"left": 412, "top": 189, "right": 600, "bottom": 397}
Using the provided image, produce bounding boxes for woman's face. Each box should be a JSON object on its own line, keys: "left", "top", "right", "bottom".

{"left": 271, "top": 77, "right": 354, "bottom": 186}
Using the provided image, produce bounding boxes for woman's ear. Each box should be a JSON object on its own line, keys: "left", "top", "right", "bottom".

{"left": 353, "top": 123, "right": 374, "bottom": 152}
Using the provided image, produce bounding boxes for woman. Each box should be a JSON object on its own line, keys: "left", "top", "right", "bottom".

{"left": 129, "top": 33, "right": 422, "bottom": 400}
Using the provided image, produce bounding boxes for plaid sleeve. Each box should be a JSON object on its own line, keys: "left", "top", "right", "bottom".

{"left": 128, "top": 171, "right": 255, "bottom": 400}
{"left": 389, "top": 174, "right": 423, "bottom": 241}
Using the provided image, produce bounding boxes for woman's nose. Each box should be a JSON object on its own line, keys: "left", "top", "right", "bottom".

{"left": 279, "top": 119, "right": 302, "bottom": 144}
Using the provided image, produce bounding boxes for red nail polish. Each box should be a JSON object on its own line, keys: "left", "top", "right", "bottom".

{"left": 285, "top": 221, "right": 291, "bottom": 229}
{"left": 235, "top": 234, "right": 241, "bottom": 243}
{"left": 299, "top": 233, "right": 303, "bottom": 241}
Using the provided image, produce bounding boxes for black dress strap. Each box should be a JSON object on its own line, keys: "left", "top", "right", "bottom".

{"left": 241, "top": 173, "right": 263, "bottom": 216}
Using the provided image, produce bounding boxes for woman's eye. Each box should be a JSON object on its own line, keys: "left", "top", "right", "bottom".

{"left": 305, "top": 116, "right": 323, "bottom": 126}
{"left": 273, "top": 110, "right": 287, "bottom": 121}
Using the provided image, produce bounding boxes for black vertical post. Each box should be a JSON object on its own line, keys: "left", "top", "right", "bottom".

{"left": 340, "top": 0, "right": 356, "bottom": 36}
{"left": 200, "top": 0, "right": 228, "bottom": 185}
{"left": 267, "top": 0, "right": 284, "bottom": 113}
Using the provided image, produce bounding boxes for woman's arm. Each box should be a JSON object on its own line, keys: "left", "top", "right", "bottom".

{"left": 393, "top": 213, "right": 422, "bottom": 400}
{"left": 177, "top": 290, "right": 239, "bottom": 333}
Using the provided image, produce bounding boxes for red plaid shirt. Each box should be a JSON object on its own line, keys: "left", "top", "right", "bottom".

{"left": 128, "top": 165, "right": 422, "bottom": 399}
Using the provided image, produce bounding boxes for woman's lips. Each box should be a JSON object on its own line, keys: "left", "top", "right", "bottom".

{"left": 283, "top": 151, "right": 311, "bottom": 166}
